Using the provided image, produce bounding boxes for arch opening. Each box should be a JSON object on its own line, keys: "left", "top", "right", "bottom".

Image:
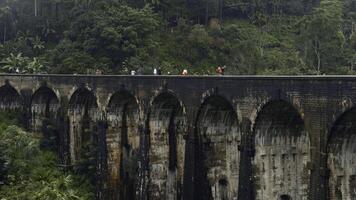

{"left": 31, "top": 86, "right": 60, "bottom": 132}
{"left": 253, "top": 100, "right": 310, "bottom": 200}
{"left": 280, "top": 194, "right": 292, "bottom": 200}
{"left": 0, "top": 84, "right": 22, "bottom": 111}
{"left": 106, "top": 91, "right": 140, "bottom": 200}
{"left": 31, "top": 86, "right": 60, "bottom": 152}
{"left": 195, "top": 95, "right": 240, "bottom": 200}
{"left": 328, "top": 108, "right": 356, "bottom": 199}
{"left": 68, "top": 88, "right": 98, "bottom": 164}
{"left": 148, "top": 92, "right": 186, "bottom": 199}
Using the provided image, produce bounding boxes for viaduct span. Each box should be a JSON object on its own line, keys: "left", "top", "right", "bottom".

{"left": 0, "top": 74, "right": 355, "bottom": 200}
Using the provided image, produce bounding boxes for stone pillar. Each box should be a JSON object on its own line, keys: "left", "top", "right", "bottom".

{"left": 303, "top": 101, "right": 328, "bottom": 200}
{"left": 182, "top": 123, "right": 196, "bottom": 200}
{"left": 238, "top": 118, "right": 254, "bottom": 200}
{"left": 96, "top": 120, "right": 108, "bottom": 200}
{"left": 137, "top": 118, "right": 150, "bottom": 200}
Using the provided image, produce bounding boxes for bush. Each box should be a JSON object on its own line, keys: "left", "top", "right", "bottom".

{"left": 0, "top": 114, "right": 94, "bottom": 200}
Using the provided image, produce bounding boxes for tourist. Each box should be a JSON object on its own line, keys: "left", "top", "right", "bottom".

{"left": 95, "top": 69, "right": 104, "bottom": 75}
{"left": 131, "top": 70, "right": 136, "bottom": 75}
{"left": 216, "top": 66, "right": 226, "bottom": 76}
{"left": 216, "top": 66, "right": 223, "bottom": 75}
{"left": 153, "top": 68, "right": 158, "bottom": 75}
{"left": 182, "top": 69, "right": 188, "bottom": 75}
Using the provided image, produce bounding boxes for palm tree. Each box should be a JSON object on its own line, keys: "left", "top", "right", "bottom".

{"left": 0, "top": 53, "right": 27, "bottom": 73}
{"left": 26, "top": 57, "right": 47, "bottom": 73}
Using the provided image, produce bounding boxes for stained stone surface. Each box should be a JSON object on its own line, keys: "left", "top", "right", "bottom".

{"left": 1, "top": 75, "right": 356, "bottom": 200}
{"left": 0, "top": 84, "right": 22, "bottom": 111}
{"left": 30, "top": 86, "right": 59, "bottom": 132}
{"left": 106, "top": 91, "right": 140, "bottom": 200}
{"left": 253, "top": 101, "right": 310, "bottom": 200}
{"left": 328, "top": 109, "right": 356, "bottom": 200}
{"left": 148, "top": 93, "right": 186, "bottom": 200}
{"left": 196, "top": 95, "right": 240, "bottom": 200}
{"left": 68, "top": 88, "right": 98, "bottom": 164}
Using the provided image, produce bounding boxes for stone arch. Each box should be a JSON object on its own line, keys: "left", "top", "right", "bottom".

{"left": 327, "top": 108, "right": 356, "bottom": 200}
{"left": 0, "top": 84, "right": 22, "bottom": 111}
{"left": 195, "top": 95, "right": 240, "bottom": 200}
{"left": 253, "top": 100, "right": 310, "bottom": 200}
{"left": 147, "top": 91, "right": 187, "bottom": 199}
{"left": 249, "top": 97, "right": 305, "bottom": 129}
{"left": 106, "top": 90, "right": 140, "bottom": 200}
{"left": 30, "top": 86, "right": 60, "bottom": 132}
{"left": 68, "top": 87, "right": 98, "bottom": 163}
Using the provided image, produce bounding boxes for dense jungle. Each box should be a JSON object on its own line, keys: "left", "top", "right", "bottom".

{"left": 0, "top": 0, "right": 356, "bottom": 199}
{"left": 0, "top": 0, "right": 355, "bottom": 75}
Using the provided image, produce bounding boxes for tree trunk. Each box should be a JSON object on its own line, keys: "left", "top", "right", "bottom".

{"left": 351, "top": 61, "right": 354, "bottom": 72}
{"left": 316, "top": 50, "right": 321, "bottom": 74}
{"left": 313, "top": 39, "right": 321, "bottom": 74}
{"left": 219, "top": 0, "right": 223, "bottom": 21}
{"left": 3, "top": 23, "right": 6, "bottom": 44}
{"left": 205, "top": 0, "right": 209, "bottom": 25}
{"left": 35, "top": 0, "right": 38, "bottom": 17}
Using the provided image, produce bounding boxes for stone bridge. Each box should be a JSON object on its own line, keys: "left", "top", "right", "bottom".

{"left": 0, "top": 74, "right": 355, "bottom": 200}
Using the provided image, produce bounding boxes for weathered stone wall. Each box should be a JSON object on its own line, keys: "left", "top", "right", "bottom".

{"left": 148, "top": 92, "right": 186, "bottom": 200}
{"left": 30, "top": 86, "right": 60, "bottom": 132}
{"left": 253, "top": 101, "right": 310, "bottom": 200}
{"left": 0, "top": 83, "right": 22, "bottom": 111}
{"left": 1, "top": 75, "right": 356, "bottom": 200}
{"left": 106, "top": 90, "right": 140, "bottom": 200}
{"left": 328, "top": 108, "right": 356, "bottom": 200}
{"left": 195, "top": 95, "right": 240, "bottom": 200}
{"left": 68, "top": 87, "right": 98, "bottom": 163}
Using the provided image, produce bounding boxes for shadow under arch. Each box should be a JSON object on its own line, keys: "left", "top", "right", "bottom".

{"left": 147, "top": 91, "right": 187, "bottom": 199}
{"left": 106, "top": 90, "right": 140, "bottom": 200}
{"left": 68, "top": 87, "right": 98, "bottom": 164}
{"left": 327, "top": 107, "right": 356, "bottom": 199}
{"left": 30, "top": 86, "right": 61, "bottom": 158}
{"left": 0, "top": 84, "right": 22, "bottom": 111}
{"left": 194, "top": 94, "right": 240, "bottom": 200}
{"left": 252, "top": 100, "right": 310, "bottom": 200}
{"left": 30, "top": 86, "right": 60, "bottom": 132}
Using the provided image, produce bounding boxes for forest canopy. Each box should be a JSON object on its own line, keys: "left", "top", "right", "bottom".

{"left": 0, "top": 0, "right": 355, "bottom": 75}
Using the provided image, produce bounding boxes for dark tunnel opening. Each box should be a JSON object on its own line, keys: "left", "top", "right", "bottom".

{"left": 148, "top": 92, "right": 186, "bottom": 199}
{"left": 253, "top": 100, "right": 310, "bottom": 200}
{"left": 195, "top": 95, "right": 240, "bottom": 200}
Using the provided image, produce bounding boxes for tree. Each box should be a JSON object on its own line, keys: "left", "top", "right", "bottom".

{"left": 0, "top": 53, "right": 28, "bottom": 73}
{"left": 61, "top": 3, "right": 159, "bottom": 73}
{"left": 26, "top": 57, "right": 47, "bottom": 73}
{"left": 0, "top": 112, "right": 94, "bottom": 199}
{"left": 299, "top": 0, "right": 345, "bottom": 74}
{"left": 0, "top": 0, "right": 18, "bottom": 44}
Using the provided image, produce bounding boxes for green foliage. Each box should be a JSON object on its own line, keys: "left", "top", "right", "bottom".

{"left": 0, "top": 53, "right": 47, "bottom": 73}
{"left": 0, "top": 53, "right": 27, "bottom": 72}
{"left": 50, "top": 3, "right": 160, "bottom": 74}
{"left": 0, "top": 113, "right": 94, "bottom": 200}
{"left": 298, "top": 0, "right": 345, "bottom": 74}
{"left": 0, "top": 0, "right": 355, "bottom": 75}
